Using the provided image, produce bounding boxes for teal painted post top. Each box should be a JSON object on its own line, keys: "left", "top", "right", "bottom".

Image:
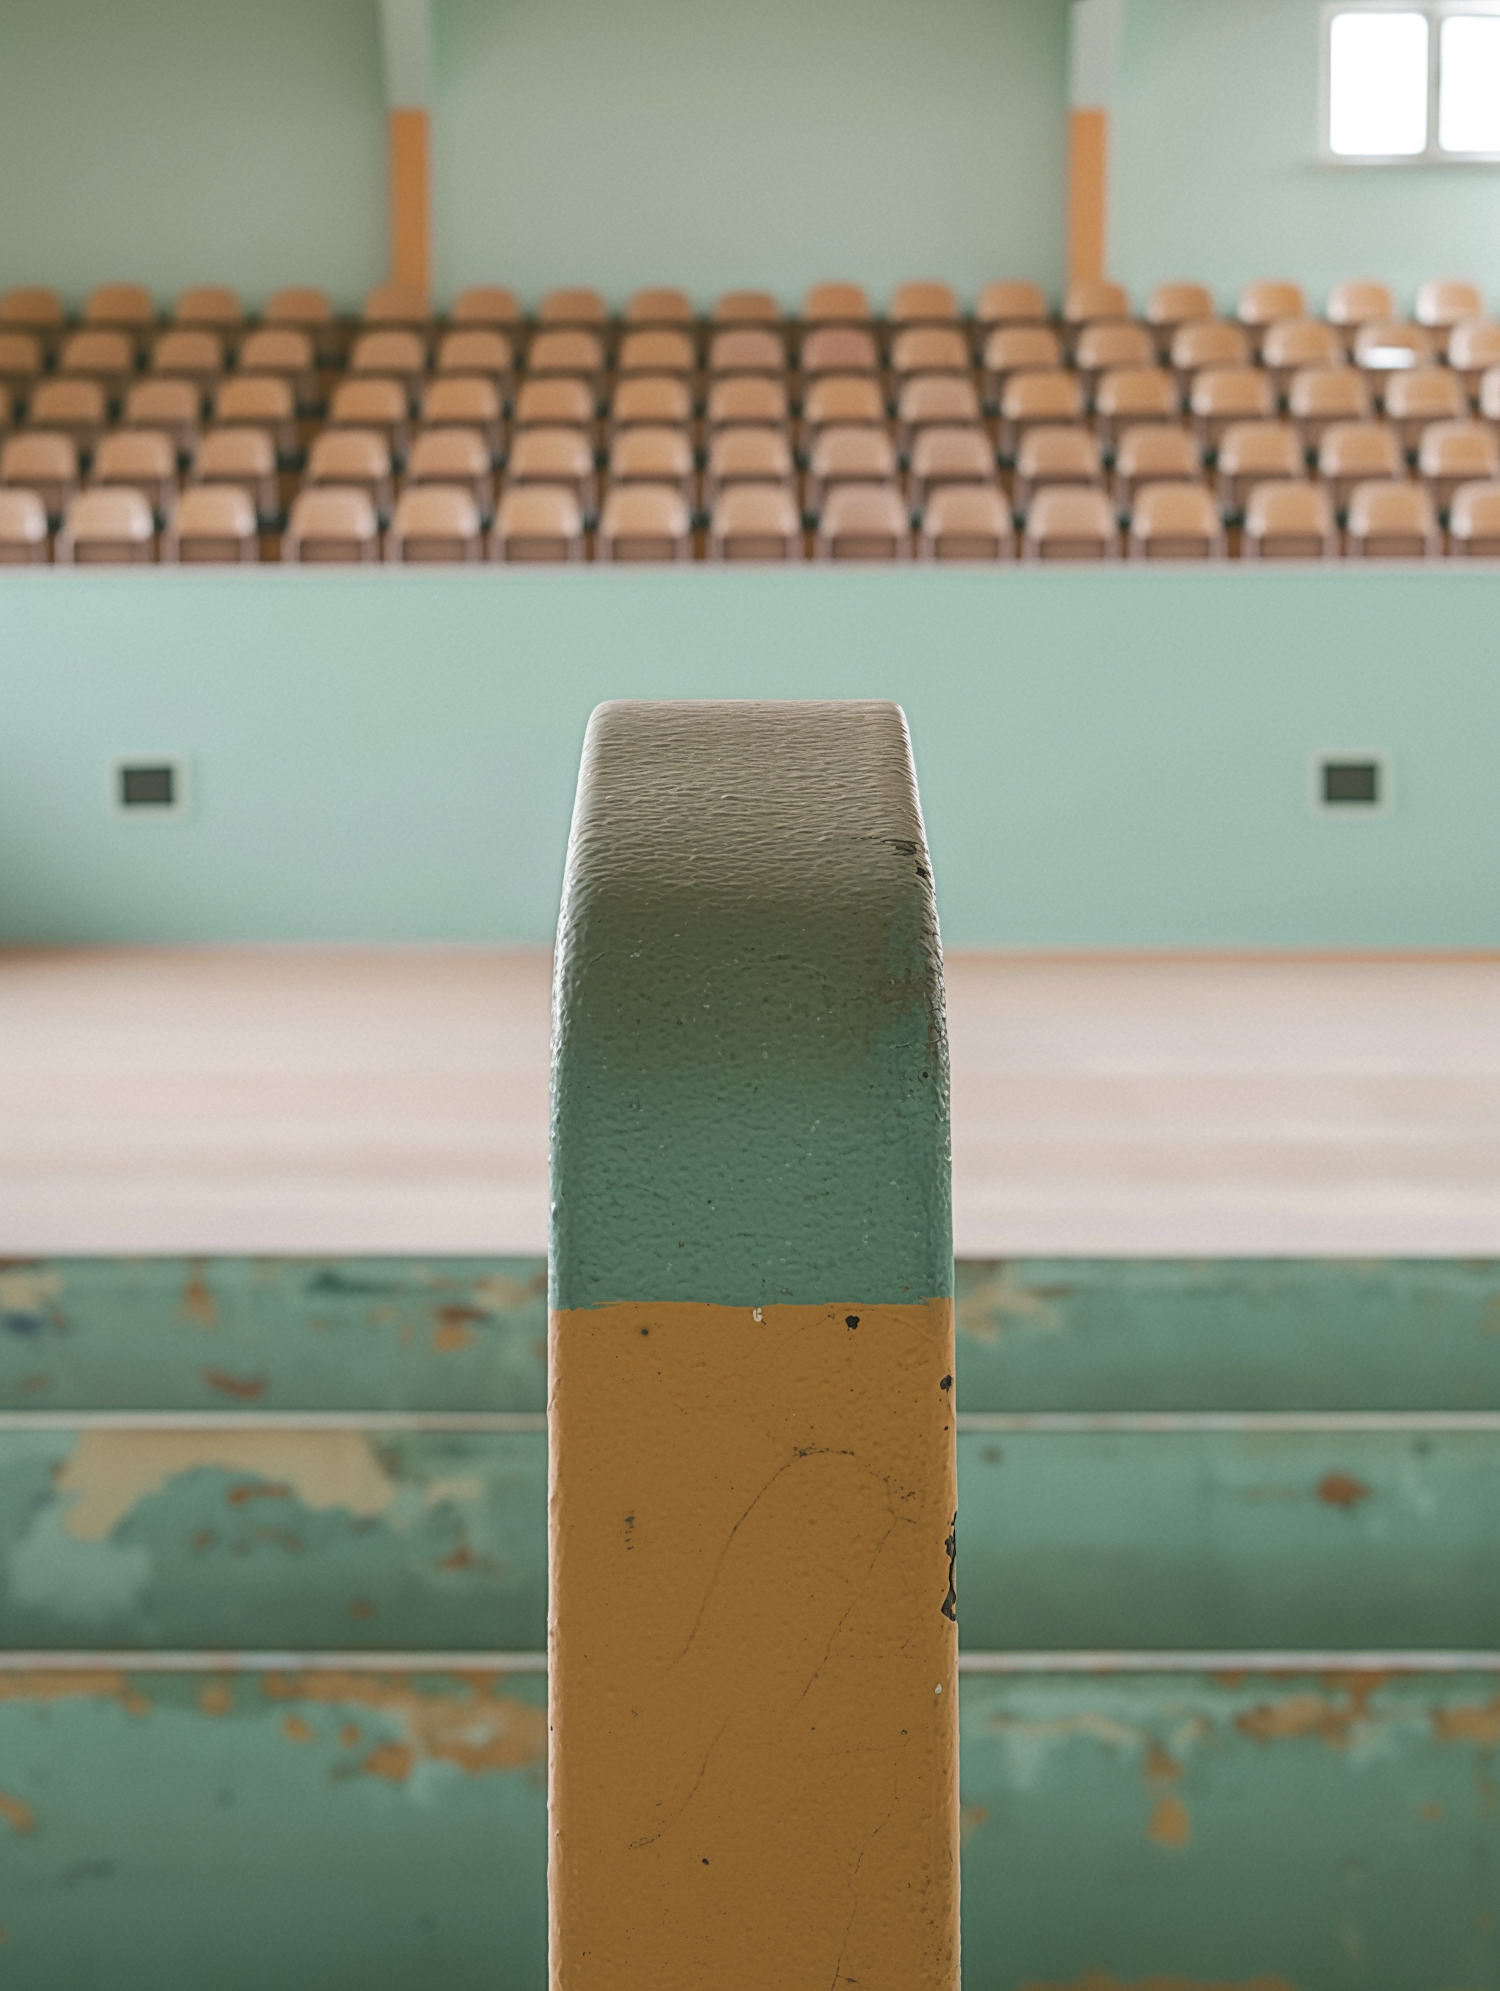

{"left": 549, "top": 700, "right": 952, "bottom": 1310}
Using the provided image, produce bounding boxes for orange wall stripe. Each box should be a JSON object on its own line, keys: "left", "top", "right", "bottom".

{"left": 1068, "top": 106, "right": 1108, "bottom": 286}
{"left": 389, "top": 107, "right": 430, "bottom": 303}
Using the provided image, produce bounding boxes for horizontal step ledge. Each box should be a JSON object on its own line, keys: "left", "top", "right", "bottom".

{"left": 5, "top": 1411, "right": 1500, "bottom": 1433}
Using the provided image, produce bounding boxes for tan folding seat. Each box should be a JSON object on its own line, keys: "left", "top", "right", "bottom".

{"left": 1128, "top": 480, "right": 1223, "bottom": 560}
{"left": 1, "top": 432, "right": 80, "bottom": 522}
{"left": 895, "top": 374, "right": 982, "bottom": 452}
{"left": 890, "top": 282, "right": 959, "bottom": 328}
{"left": 1261, "top": 319, "right": 1342, "bottom": 398}
{"left": 1062, "top": 278, "right": 1130, "bottom": 334}
{"left": 1144, "top": 283, "right": 1214, "bottom": 355}
{"left": 1317, "top": 421, "right": 1403, "bottom": 512}
{"left": 0, "top": 382, "right": 15, "bottom": 436}
{"left": 506, "top": 426, "right": 598, "bottom": 514}
{"left": 436, "top": 329, "right": 514, "bottom": 388}
{"left": 1447, "top": 321, "right": 1500, "bottom": 399}
{"left": 513, "top": 376, "right": 595, "bottom": 432}
{"left": 617, "top": 329, "right": 695, "bottom": 378}
{"left": 28, "top": 380, "right": 107, "bottom": 455}
{"left": 1326, "top": 280, "right": 1394, "bottom": 347}
{"left": 980, "top": 325, "right": 1063, "bottom": 406}
{"left": 385, "top": 485, "right": 484, "bottom": 562}
{"left": 1188, "top": 366, "right": 1274, "bottom": 451}
{"left": 1012, "top": 426, "right": 1102, "bottom": 512}
{"left": 1215, "top": 420, "right": 1302, "bottom": 515}
{"left": 800, "top": 326, "right": 880, "bottom": 379}
{"left": 1479, "top": 367, "right": 1500, "bottom": 423}
{"left": 0, "top": 488, "right": 48, "bottom": 562}
{"left": 1416, "top": 420, "right": 1499, "bottom": 513}
{"left": 802, "top": 283, "right": 872, "bottom": 328}
{"left": 1447, "top": 481, "right": 1500, "bottom": 556}
{"left": 361, "top": 284, "right": 429, "bottom": 329}
{"left": 490, "top": 485, "right": 584, "bottom": 562}
{"left": 526, "top": 329, "right": 606, "bottom": 384}
{"left": 918, "top": 484, "right": 1013, "bottom": 560}
{"left": 238, "top": 327, "right": 319, "bottom": 410}
{"left": 800, "top": 375, "right": 886, "bottom": 443}
{"left": 1236, "top": 280, "right": 1305, "bottom": 352}
{"left": 192, "top": 426, "right": 279, "bottom": 522}
{"left": 607, "top": 424, "right": 695, "bottom": 501}
{"left": 91, "top": 430, "right": 177, "bottom": 517}
{"left": 597, "top": 484, "right": 692, "bottom": 561}
{"left": 537, "top": 288, "right": 609, "bottom": 329}
{"left": 712, "top": 290, "right": 782, "bottom": 328}
{"left": 998, "top": 369, "right": 1084, "bottom": 457}
{"left": 805, "top": 425, "right": 898, "bottom": 513}
{"left": 1346, "top": 479, "right": 1438, "bottom": 558}
{"left": 1242, "top": 480, "right": 1336, "bottom": 561}
{"left": 0, "top": 333, "right": 44, "bottom": 399}
{"left": 58, "top": 330, "right": 135, "bottom": 399}
{"left": 707, "top": 328, "right": 785, "bottom": 378}
{"left": 974, "top": 280, "right": 1049, "bottom": 330}
{"left": 421, "top": 376, "right": 504, "bottom": 459}
{"left": 704, "top": 427, "right": 794, "bottom": 503}
{"left": 1416, "top": 280, "right": 1483, "bottom": 330}
{"left": 327, "top": 378, "right": 411, "bottom": 461}
{"left": 82, "top": 284, "right": 157, "bottom": 354}
{"left": 1075, "top": 321, "right": 1154, "bottom": 391}
{"left": 405, "top": 427, "right": 495, "bottom": 519}
{"left": 305, "top": 428, "right": 395, "bottom": 522}
{"left": 1111, "top": 424, "right": 1203, "bottom": 511}
{"left": 350, "top": 329, "right": 428, "bottom": 395}
{"left": 706, "top": 483, "right": 802, "bottom": 560}
{"left": 1383, "top": 367, "right": 1466, "bottom": 452}
{"left": 625, "top": 288, "right": 694, "bottom": 328}
{"left": 57, "top": 487, "right": 155, "bottom": 563}
{"left": 173, "top": 287, "right": 244, "bottom": 339}
{"left": 611, "top": 376, "right": 692, "bottom": 433}
{"left": 1022, "top": 485, "right": 1118, "bottom": 560}
{"left": 1169, "top": 319, "right": 1251, "bottom": 386}
{"left": 1093, "top": 367, "right": 1180, "bottom": 450}
{"left": 707, "top": 376, "right": 789, "bottom": 431}
{"left": 213, "top": 376, "right": 297, "bottom": 460}
{"left": 150, "top": 329, "right": 224, "bottom": 393}
{"left": 889, "top": 326, "right": 970, "bottom": 380}
{"left": 814, "top": 483, "right": 909, "bottom": 560}
{"left": 162, "top": 485, "right": 258, "bottom": 564}
{"left": 907, "top": 425, "right": 997, "bottom": 509}
{"left": 450, "top": 287, "right": 522, "bottom": 332}
{"left": 1353, "top": 321, "right": 1433, "bottom": 374}
{"left": 264, "top": 286, "right": 340, "bottom": 361}
{"left": 1, "top": 288, "right": 66, "bottom": 350}
{"left": 281, "top": 486, "right": 380, "bottom": 563}
{"left": 1288, "top": 365, "right": 1371, "bottom": 450}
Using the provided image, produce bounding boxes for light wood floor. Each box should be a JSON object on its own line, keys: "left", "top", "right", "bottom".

{"left": 3, "top": 948, "right": 1499, "bottom": 1256}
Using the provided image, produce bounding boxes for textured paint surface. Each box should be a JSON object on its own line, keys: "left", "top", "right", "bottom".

{"left": 550, "top": 701, "right": 952, "bottom": 1308}
{"left": 548, "top": 1299, "right": 959, "bottom": 1991}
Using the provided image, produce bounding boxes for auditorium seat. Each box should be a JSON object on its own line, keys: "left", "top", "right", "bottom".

{"left": 120, "top": 380, "right": 200, "bottom": 460}
{"left": 385, "top": 485, "right": 484, "bottom": 562}
{"left": 1317, "top": 421, "right": 1404, "bottom": 512}
{"left": 890, "top": 281, "right": 959, "bottom": 327}
{"left": 1353, "top": 321, "right": 1433, "bottom": 373}
{"left": 805, "top": 425, "right": 898, "bottom": 513}
{"left": 506, "top": 426, "right": 597, "bottom": 514}
{"left": 1415, "top": 279, "right": 1484, "bottom": 330}
{"left": 1144, "top": 282, "right": 1214, "bottom": 355}
{"left": 0, "top": 331, "right": 43, "bottom": 399}
{"left": 1012, "top": 426, "right": 1102, "bottom": 512}
{"left": 1, "top": 431, "right": 79, "bottom": 523}
{"left": 212, "top": 376, "right": 297, "bottom": 460}
{"left": 28, "top": 379, "right": 107, "bottom": 455}
{"left": 0, "top": 487, "right": 49, "bottom": 563}
{"left": 1416, "top": 420, "right": 1499, "bottom": 513}
{"left": 192, "top": 427, "right": 279, "bottom": 522}
{"left": 1093, "top": 367, "right": 1179, "bottom": 449}
{"left": 537, "top": 288, "right": 609, "bottom": 328}
{"left": 800, "top": 326, "right": 881, "bottom": 378}
{"left": 1241, "top": 479, "right": 1337, "bottom": 560}
{"left": 490, "top": 485, "right": 584, "bottom": 561}
{"left": 889, "top": 326, "right": 970, "bottom": 380}
{"left": 707, "top": 376, "right": 788, "bottom": 431}
{"left": 617, "top": 329, "right": 695, "bottom": 378}
{"left": 973, "top": 280, "right": 1049, "bottom": 329}
{"left": 82, "top": 283, "right": 156, "bottom": 351}
{"left": 238, "top": 328, "right": 319, "bottom": 410}
{"left": 1112, "top": 424, "right": 1203, "bottom": 511}
{"left": 1383, "top": 367, "right": 1466, "bottom": 451}
{"left": 512, "top": 377, "right": 595, "bottom": 433}
{"left": 263, "top": 287, "right": 339, "bottom": 362}
{"left": 1447, "top": 480, "right": 1500, "bottom": 556}
{"left": 171, "top": 286, "right": 244, "bottom": 340}
{"left": 981, "top": 324, "right": 1064, "bottom": 406}
{"left": 1189, "top": 366, "right": 1274, "bottom": 450}
{"left": 895, "top": 374, "right": 982, "bottom": 452}
{"left": 527, "top": 328, "right": 606, "bottom": 384}
{"left": 149, "top": 329, "right": 224, "bottom": 392}
{"left": 800, "top": 375, "right": 886, "bottom": 443}
{"left": 1447, "top": 320, "right": 1500, "bottom": 398}
{"left": 610, "top": 376, "right": 692, "bottom": 432}
{"left": 1169, "top": 319, "right": 1251, "bottom": 386}
{"left": 1261, "top": 319, "right": 1342, "bottom": 398}
{"left": 450, "top": 287, "right": 522, "bottom": 331}
{"left": 1345, "top": 479, "right": 1438, "bottom": 557}
{"left": 622, "top": 289, "right": 693, "bottom": 329}
{"left": 596, "top": 483, "right": 692, "bottom": 560}
{"left": 708, "top": 328, "right": 785, "bottom": 377}
{"left": 161, "top": 485, "right": 258, "bottom": 563}
{"left": 1288, "top": 365, "right": 1372, "bottom": 449}
{"left": 1021, "top": 484, "right": 1119, "bottom": 560}
{"left": 58, "top": 330, "right": 135, "bottom": 400}
{"left": 281, "top": 486, "right": 380, "bottom": 562}
{"left": 0, "top": 287, "right": 66, "bottom": 350}
{"left": 56, "top": 486, "right": 155, "bottom": 563}
{"left": 1478, "top": 366, "right": 1500, "bottom": 424}
{"left": 998, "top": 369, "right": 1084, "bottom": 457}
{"left": 350, "top": 329, "right": 428, "bottom": 397}
{"left": 1128, "top": 480, "right": 1224, "bottom": 559}
{"left": 918, "top": 483, "right": 1014, "bottom": 560}
{"left": 91, "top": 429, "right": 176, "bottom": 517}
{"left": 404, "top": 428, "right": 495, "bottom": 519}
{"left": 1062, "top": 278, "right": 1130, "bottom": 342}
{"left": 814, "top": 483, "right": 909, "bottom": 559}
{"left": 704, "top": 427, "right": 794, "bottom": 502}
{"left": 711, "top": 290, "right": 782, "bottom": 328}
{"left": 1236, "top": 279, "right": 1306, "bottom": 351}
{"left": 305, "top": 429, "right": 395, "bottom": 522}
{"left": 801, "top": 282, "right": 872, "bottom": 327}
{"left": 326, "top": 378, "right": 410, "bottom": 461}
{"left": 1326, "top": 280, "right": 1394, "bottom": 346}
{"left": 1074, "top": 320, "right": 1154, "bottom": 391}
{"left": 1215, "top": 420, "right": 1303, "bottom": 515}
{"left": 607, "top": 424, "right": 695, "bottom": 501}
{"left": 361, "top": 284, "right": 429, "bottom": 329}
{"left": 706, "top": 482, "right": 802, "bottom": 560}
{"left": 906, "top": 425, "right": 998, "bottom": 509}
{"left": 421, "top": 377, "right": 504, "bottom": 458}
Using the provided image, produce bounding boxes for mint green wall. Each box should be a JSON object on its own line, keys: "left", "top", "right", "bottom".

{"left": 2, "top": 568, "right": 1497, "bottom": 951}
{"left": 0, "top": 0, "right": 386, "bottom": 309}
{"left": 432, "top": 0, "right": 1068, "bottom": 303}
{"left": 1113, "top": 0, "right": 1500, "bottom": 309}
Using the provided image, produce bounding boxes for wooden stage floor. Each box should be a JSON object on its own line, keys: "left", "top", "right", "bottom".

{"left": 3, "top": 947, "right": 1499, "bottom": 1256}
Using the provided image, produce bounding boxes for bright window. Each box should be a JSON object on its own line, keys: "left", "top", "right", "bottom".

{"left": 1438, "top": 13, "right": 1500, "bottom": 150}
{"left": 1327, "top": 5, "right": 1500, "bottom": 159}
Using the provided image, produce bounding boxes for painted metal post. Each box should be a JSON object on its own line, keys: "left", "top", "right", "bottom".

{"left": 548, "top": 701, "right": 958, "bottom": 1991}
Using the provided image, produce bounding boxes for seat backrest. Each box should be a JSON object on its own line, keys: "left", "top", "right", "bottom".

{"left": 387, "top": 485, "right": 482, "bottom": 558}
{"left": 1326, "top": 280, "right": 1394, "bottom": 328}
{"left": 1237, "top": 279, "right": 1306, "bottom": 327}
{"left": 816, "top": 482, "right": 909, "bottom": 556}
{"left": 214, "top": 376, "right": 295, "bottom": 424}
{"left": 1023, "top": 484, "right": 1118, "bottom": 555}
{"left": 707, "top": 377, "right": 788, "bottom": 428}
{"left": 421, "top": 376, "right": 504, "bottom": 433}
{"left": 30, "top": 379, "right": 107, "bottom": 426}
{"left": 982, "top": 325, "right": 1062, "bottom": 373}
{"left": 709, "top": 427, "right": 794, "bottom": 481}
{"left": 1287, "top": 367, "right": 1370, "bottom": 419}
{"left": 527, "top": 329, "right": 606, "bottom": 377}
{"left": 306, "top": 428, "right": 391, "bottom": 482}
{"left": 513, "top": 378, "right": 594, "bottom": 427}
{"left": 809, "top": 424, "right": 896, "bottom": 482}
{"left": 801, "top": 282, "right": 872, "bottom": 326}
{"left": 1189, "top": 366, "right": 1274, "bottom": 416}
{"left": 1062, "top": 278, "right": 1130, "bottom": 324}
{"left": 1216, "top": 420, "right": 1301, "bottom": 473}
{"left": 612, "top": 376, "right": 692, "bottom": 427}
{"left": 1317, "top": 420, "right": 1403, "bottom": 476}
{"left": 1415, "top": 279, "right": 1484, "bottom": 328}
{"left": 624, "top": 288, "right": 694, "bottom": 326}
{"left": 195, "top": 427, "right": 276, "bottom": 478}
{"left": 910, "top": 425, "right": 995, "bottom": 482}
{"left": 1448, "top": 479, "right": 1500, "bottom": 542}
{"left": 264, "top": 287, "right": 335, "bottom": 327}
{"left": 59, "top": 486, "right": 155, "bottom": 560}
{"left": 0, "top": 332, "right": 44, "bottom": 382}
{"left": 83, "top": 283, "right": 155, "bottom": 329}
{"left": 93, "top": 430, "right": 175, "bottom": 481}
{"left": 239, "top": 328, "right": 315, "bottom": 374}
{"left": 1130, "top": 479, "right": 1222, "bottom": 550}
{"left": 609, "top": 425, "right": 693, "bottom": 480}
{"left": 920, "top": 483, "right": 1013, "bottom": 552}
{"left": 1094, "top": 367, "right": 1179, "bottom": 417}
{"left": 1243, "top": 479, "right": 1334, "bottom": 556}
{"left": 59, "top": 330, "right": 134, "bottom": 377}
{"left": 151, "top": 329, "right": 224, "bottom": 377}
{"left": 1169, "top": 320, "right": 1251, "bottom": 373}
{"left": 537, "top": 288, "right": 609, "bottom": 327}
{"left": 897, "top": 375, "right": 981, "bottom": 427}
{"left": 1346, "top": 478, "right": 1437, "bottom": 548}
{"left": 889, "top": 281, "right": 959, "bottom": 326}
{"left": 889, "top": 327, "right": 969, "bottom": 376}
{"left": 1000, "top": 369, "right": 1084, "bottom": 419}
{"left": 437, "top": 330, "right": 514, "bottom": 378}
{"left": 0, "top": 487, "right": 48, "bottom": 553}
{"left": 450, "top": 287, "right": 522, "bottom": 330}
{"left": 597, "top": 482, "right": 691, "bottom": 558}
{"left": 350, "top": 329, "right": 427, "bottom": 377}
{"left": 508, "top": 425, "right": 594, "bottom": 479}
{"left": 361, "top": 284, "right": 429, "bottom": 327}
{"left": 407, "top": 428, "right": 491, "bottom": 481}
{"left": 1145, "top": 282, "right": 1214, "bottom": 328}
{"left": 1383, "top": 366, "right": 1465, "bottom": 417}
{"left": 710, "top": 482, "right": 800, "bottom": 553}
{"left": 1352, "top": 321, "right": 1433, "bottom": 370}
{"left": 974, "top": 280, "right": 1048, "bottom": 326}
{"left": 801, "top": 375, "right": 885, "bottom": 429}
{"left": 617, "top": 329, "right": 695, "bottom": 377}
{"left": 1115, "top": 425, "right": 1201, "bottom": 478}
{"left": 328, "top": 379, "right": 407, "bottom": 426}
{"left": 1015, "top": 425, "right": 1101, "bottom": 480}
{"left": 800, "top": 326, "right": 880, "bottom": 376}
{"left": 0, "top": 287, "right": 65, "bottom": 331}
{"left": 171, "top": 484, "right": 257, "bottom": 544}
{"left": 173, "top": 286, "right": 244, "bottom": 331}
{"left": 1417, "top": 419, "right": 1499, "bottom": 477}
{"left": 283, "top": 486, "right": 379, "bottom": 559}
{"left": 1448, "top": 320, "right": 1500, "bottom": 371}
{"left": 708, "top": 328, "right": 785, "bottom": 377}
{"left": 1262, "top": 319, "right": 1342, "bottom": 369}
{"left": 492, "top": 484, "right": 584, "bottom": 557}
{"left": 1075, "top": 322, "right": 1154, "bottom": 371}
{"left": 2, "top": 431, "right": 78, "bottom": 481}
{"left": 712, "top": 290, "right": 781, "bottom": 326}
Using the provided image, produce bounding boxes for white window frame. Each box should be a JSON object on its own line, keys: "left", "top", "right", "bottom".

{"left": 1322, "top": 1, "right": 1500, "bottom": 162}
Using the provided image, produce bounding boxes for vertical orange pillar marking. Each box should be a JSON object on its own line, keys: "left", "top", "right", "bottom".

{"left": 388, "top": 106, "right": 430, "bottom": 303}
{"left": 1068, "top": 106, "right": 1108, "bottom": 286}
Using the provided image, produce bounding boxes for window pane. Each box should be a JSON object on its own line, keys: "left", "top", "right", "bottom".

{"left": 1328, "top": 10, "right": 1429, "bottom": 155}
{"left": 1440, "top": 14, "right": 1500, "bottom": 152}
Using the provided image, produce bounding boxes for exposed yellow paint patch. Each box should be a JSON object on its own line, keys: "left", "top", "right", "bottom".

{"left": 1144, "top": 1741, "right": 1182, "bottom": 1784}
{"left": 957, "top": 1264, "right": 1062, "bottom": 1343}
{"left": 1147, "top": 1794, "right": 1193, "bottom": 1848}
{"left": 423, "top": 1475, "right": 484, "bottom": 1509}
{"left": 960, "top": 1803, "right": 989, "bottom": 1847}
{"left": 0, "top": 1792, "right": 36, "bottom": 1834}
{"left": 282, "top": 1715, "right": 315, "bottom": 1744}
{"left": 0, "top": 1267, "right": 60, "bottom": 1313}
{"left": 178, "top": 1263, "right": 218, "bottom": 1329}
{"left": 549, "top": 1297, "right": 959, "bottom": 1991}
{"left": 54, "top": 1430, "right": 397, "bottom": 1540}
{"left": 1023, "top": 1976, "right": 1296, "bottom": 1991}
{"left": 987, "top": 1710, "right": 1137, "bottom": 1749}
{"left": 262, "top": 1671, "right": 545, "bottom": 1778}
{"left": 473, "top": 1271, "right": 547, "bottom": 1312}
{"left": 1434, "top": 1694, "right": 1500, "bottom": 1746}
{"left": 198, "top": 1681, "right": 233, "bottom": 1717}
{"left": 0, "top": 1671, "right": 150, "bottom": 1716}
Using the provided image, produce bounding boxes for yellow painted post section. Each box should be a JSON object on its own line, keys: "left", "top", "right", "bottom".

{"left": 549, "top": 1297, "right": 959, "bottom": 1991}
{"left": 388, "top": 107, "right": 431, "bottom": 302}
{"left": 1068, "top": 106, "right": 1108, "bottom": 286}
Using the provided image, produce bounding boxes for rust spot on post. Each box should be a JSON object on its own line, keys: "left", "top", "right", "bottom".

{"left": 0, "top": 1793, "right": 36, "bottom": 1835}
{"left": 1434, "top": 1693, "right": 1500, "bottom": 1745}
{"left": 1146, "top": 1794, "right": 1192, "bottom": 1848}
{"left": 1316, "top": 1472, "right": 1371, "bottom": 1508}
{"left": 198, "top": 1682, "right": 234, "bottom": 1717}
{"left": 203, "top": 1368, "right": 268, "bottom": 1401}
{"left": 261, "top": 1672, "right": 546, "bottom": 1776}
{"left": 179, "top": 1263, "right": 218, "bottom": 1329}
